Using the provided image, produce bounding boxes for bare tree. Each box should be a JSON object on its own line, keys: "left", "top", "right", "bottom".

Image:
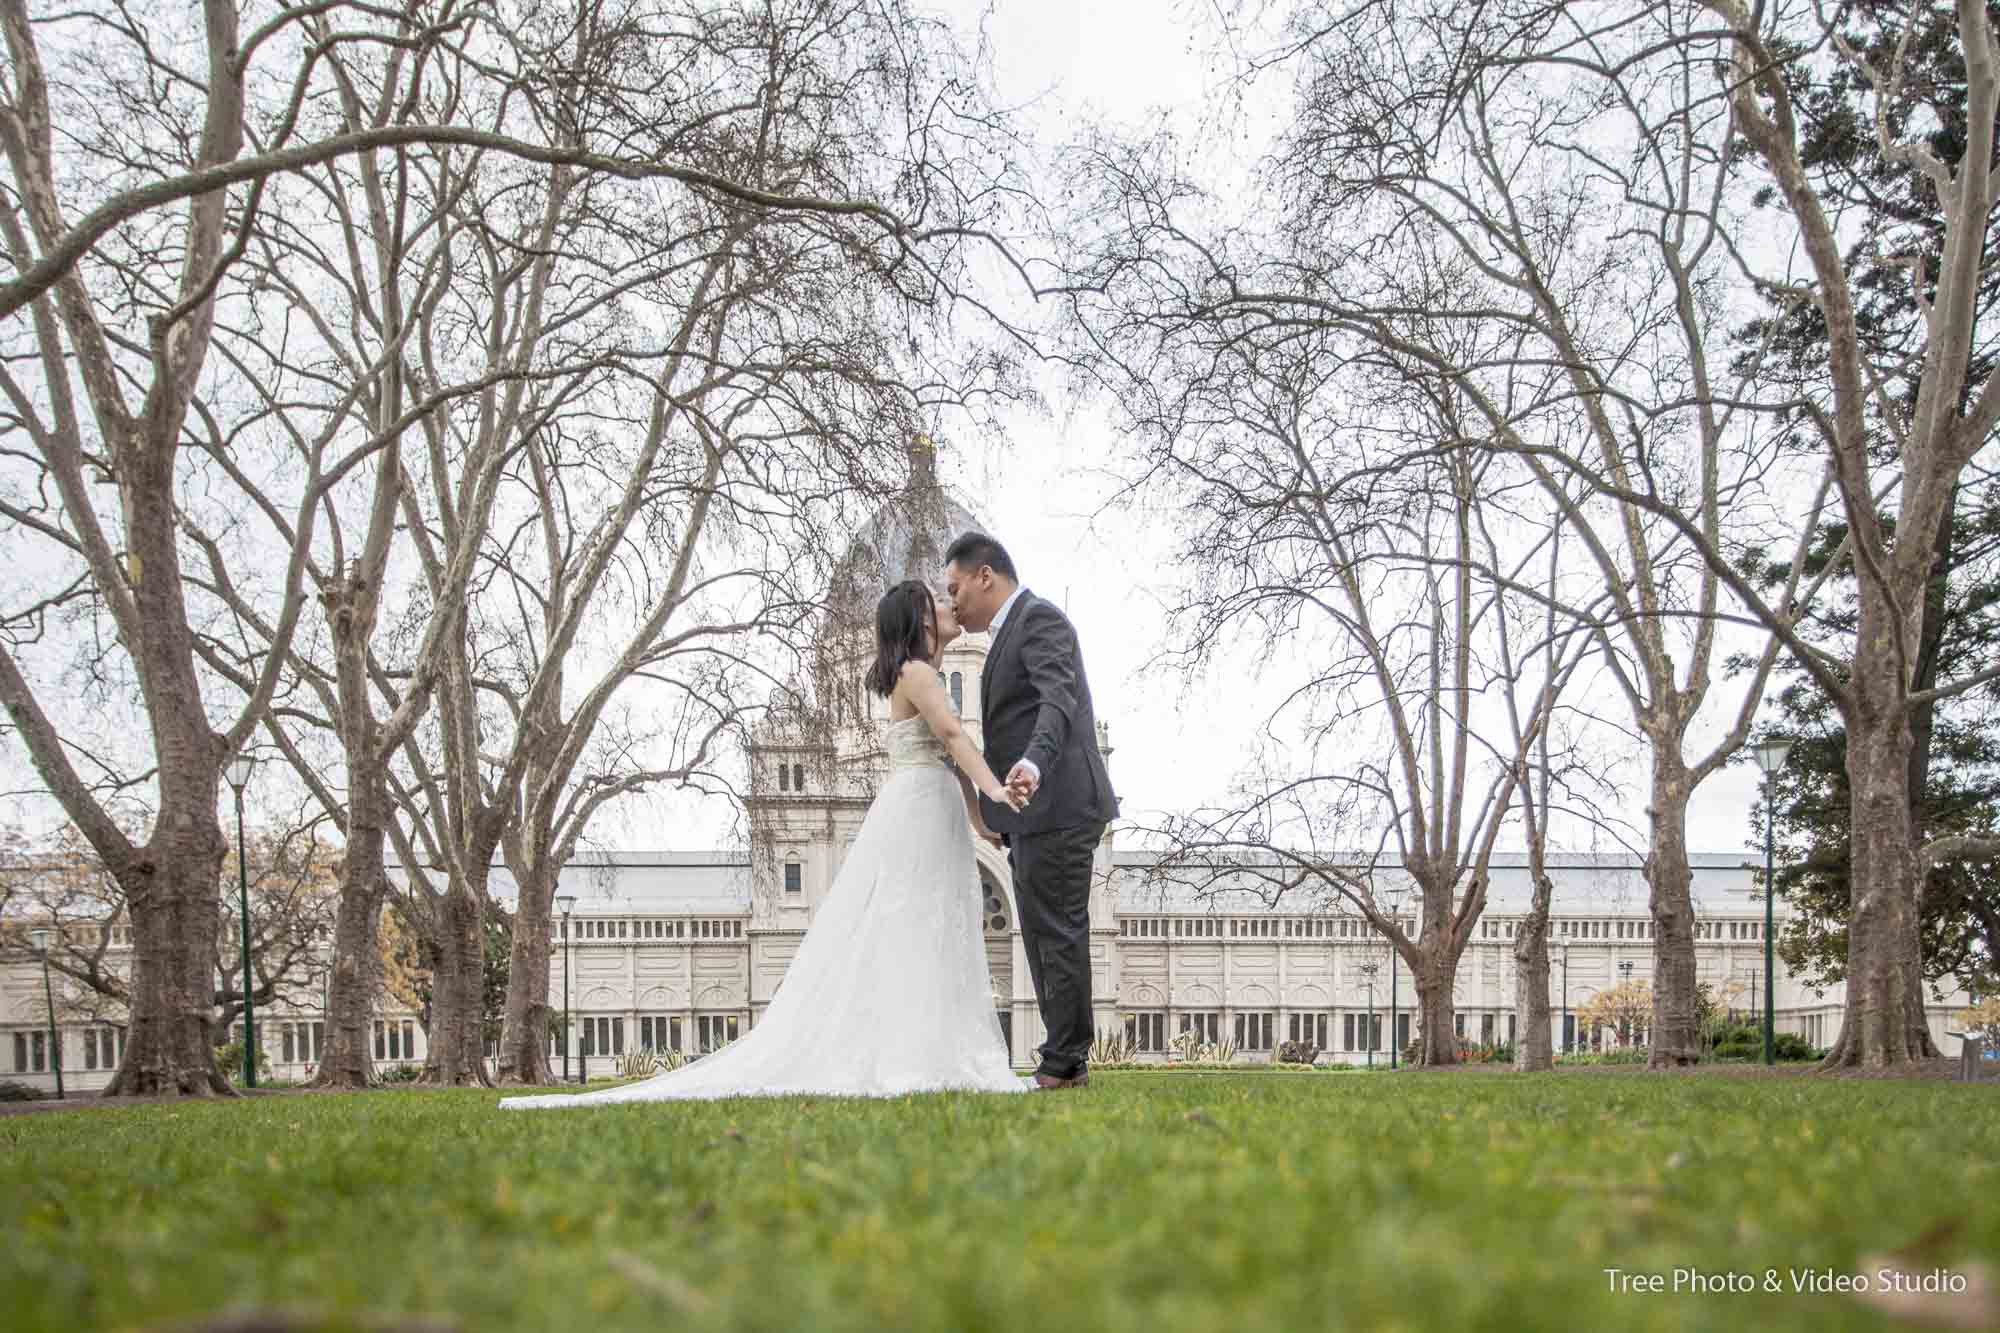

{"left": 178, "top": 6, "right": 653, "bottom": 1087}
{"left": 1, "top": 0, "right": 1030, "bottom": 1094}
{"left": 372, "top": 0, "right": 1031, "bottom": 1085}
{"left": 1097, "top": 318, "right": 1603, "bottom": 1062}
{"left": 1696, "top": 0, "right": 2000, "bottom": 1064}
{"left": 0, "top": 820, "right": 338, "bottom": 1043}
{"left": 1059, "top": 0, "right": 1846, "bottom": 1065}
{"left": 0, "top": 2, "right": 333, "bottom": 1093}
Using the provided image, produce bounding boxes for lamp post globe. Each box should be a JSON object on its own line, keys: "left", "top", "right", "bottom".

{"left": 1750, "top": 738, "right": 1792, "bottom": 1067}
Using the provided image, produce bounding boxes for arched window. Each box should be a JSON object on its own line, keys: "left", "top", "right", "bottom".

{"left": 792, "top": 762, "right": 805, "bottom": 792}
{"left": 949, "top": 671, "right": 964, "bottom": 714}
{"left": 778, "top": 762, "right": 789, "bottom": 792}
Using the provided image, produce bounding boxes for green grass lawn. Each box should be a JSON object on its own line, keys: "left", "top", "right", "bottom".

{"left": 3, "top": 1071, "right": 1996, "bottom": 1332}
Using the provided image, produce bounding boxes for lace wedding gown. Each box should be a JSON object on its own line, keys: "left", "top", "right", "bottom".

{"left": 501, "top": 715, "right": 1027, "bottom": 1107}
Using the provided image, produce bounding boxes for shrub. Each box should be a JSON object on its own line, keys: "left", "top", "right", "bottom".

{"left": 1708, "top": 1032, "right": 1819, "bottom": 1062}
{"left": 615, "top": 1048, "right": 687, "bottom": 1078}
{"left": 1276, "top": 1041, "right": 1318, "bottom": 1066}
{"left": 1958, "top": 996, "right": 2000, "bottom": 1044}
{"left": 378, "top": 1063, "right": 424, "bottom": 1083}
{"left": 1772, "top": 1032, "right": 1818, "bottom": 1062}
{"left": 213, "top": 1038, "right": 271, "bottom": 1083}
{"left": 0, "top": 1079, "right": 43, "bottom": 1102}
{"left": 1167, "top": 1030, "right": 1238, "bottom": 1065}
{"left": 1091, "top": 1027, "right": 1137, "bottom": 1067}
{"left": 1561, "top": 1047, "right": 1649, "bottom": 1065}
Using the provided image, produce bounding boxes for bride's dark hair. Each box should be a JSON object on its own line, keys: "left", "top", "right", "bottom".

{"left": 864, "top": 579, "right": 936, "bottom": 698}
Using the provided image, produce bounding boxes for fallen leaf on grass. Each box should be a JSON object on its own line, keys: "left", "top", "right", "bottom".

{"left": 608, "top": 1249, "right": 713, "bottom": 1315}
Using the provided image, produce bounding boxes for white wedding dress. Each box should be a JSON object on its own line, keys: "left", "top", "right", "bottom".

{"left": 501, "top": 715, "right": 1026, "bottom": 1107}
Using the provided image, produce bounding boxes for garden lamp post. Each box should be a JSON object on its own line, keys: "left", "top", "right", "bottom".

{"left": 30, "top": 927, "right": 62, "bottom": 1099}
{"left": 556, "top": 894, "right": 576, "bottom": 1083}
{"left": 1358, "top": 962, "right": 1379, "bottom": 1067}
{"left": 320, "top": 944, "right": 332, "bottom": 1068}
{"left": 1559, "top": 939, "right": 1570, "bottom": 1056}
{"left": 224, "top": 752, "right": 256, "bottom": 1088}
{"left": 1384, "top": 890, "right": 1407, "bottom": 1068}
{"left": 1751, "top": 737, "right": 1792, "bottom": 1066}
{"left": 1618, "top": 960, "right": 1634, "bottom": 1049}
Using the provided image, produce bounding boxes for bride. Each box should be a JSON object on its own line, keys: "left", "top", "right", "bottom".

{"left": 501, "top": 579, "right": 1029, "bottom": 1107}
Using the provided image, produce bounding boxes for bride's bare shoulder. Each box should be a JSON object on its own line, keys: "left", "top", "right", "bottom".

{"left": 897, "top": 659, "right": 939, "bottom": 686}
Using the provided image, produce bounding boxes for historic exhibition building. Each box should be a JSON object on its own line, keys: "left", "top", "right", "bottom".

{"left": 0, "top": 443, "right": 1973, "bottom": 1090}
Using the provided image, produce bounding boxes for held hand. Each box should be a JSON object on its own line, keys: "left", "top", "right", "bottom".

{"left": 1005, "top": 761, "right": 1039, "bottom": 802}
{"left": 986, "top": 783, "right": 1028, "bottom": 813}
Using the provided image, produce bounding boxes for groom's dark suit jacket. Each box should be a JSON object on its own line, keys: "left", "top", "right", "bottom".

{"left": 977, "top": 589, "right": 1118, "bottom": 836}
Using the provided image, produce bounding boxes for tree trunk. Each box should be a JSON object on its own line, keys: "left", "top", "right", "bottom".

{"left": 312, "top": 562, "right": 401, "bottom": 1089}
{"left": 1413, "top": 951, "right": 1459, "bottom": 1066}
{"left": 1645, "top": 765, "right": 1702, "bottom": 1067}
{"left": 313, "top": 833, "right": 386, "bottom": 1089}
{"left": 1824, "top": 698, "right": 1927, "bottom": 1067}
{"left": 422, "top": 882, "right": 492, "bottom": 1085}
{"left": 1903, "top": 959, "right": 1942, "bottom": 1059}
{"left": 99, "top": 443, "right": 237, "bottom": 1095}
{"left": 496, "top": 861, "right": 556, "bottom": 1085}
{"left": 1892, "top": 503, "right": 1954, "bottom": 1063}
{"left": 1513, "top": 914, "right": 1554, "bottom": 1072}
{"left": 104, "top": 837, "right": 233, "bottom": 1096}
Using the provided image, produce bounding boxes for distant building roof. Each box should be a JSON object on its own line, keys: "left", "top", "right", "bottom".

{"left": 389, "top": 851, "right": 752, "bottom": 915}
{"left": 434, "top": 847, "right": 1766, "bottom": 919}
{"left": 1107, "top": 850, "right": 1763, "bottom": 916}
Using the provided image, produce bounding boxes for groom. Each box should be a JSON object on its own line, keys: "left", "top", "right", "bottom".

{"left": 944, "top": 532, "right": 1118, "bottom": 1090}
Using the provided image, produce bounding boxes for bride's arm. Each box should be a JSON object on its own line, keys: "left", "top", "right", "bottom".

{"left": 956, "top": 768, "right": 1003, "bottom": 846}
{"left": 899, "top": 661, "right": 1021, "bottom": 809}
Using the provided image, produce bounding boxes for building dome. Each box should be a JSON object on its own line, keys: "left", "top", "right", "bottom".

{"left": 826, "top": 436, "right": 987, "bottom": 638}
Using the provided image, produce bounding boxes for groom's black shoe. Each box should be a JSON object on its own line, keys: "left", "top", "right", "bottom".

{"left": 1032, "top": 1070, "right": 1089, "bottom": 1090}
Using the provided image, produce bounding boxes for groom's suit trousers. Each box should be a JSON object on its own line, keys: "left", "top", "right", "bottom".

{"left": 1008, "top": 819, "right": 1103, "bottom": 1080}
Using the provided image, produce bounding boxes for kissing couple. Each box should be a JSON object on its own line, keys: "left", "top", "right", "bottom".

{"left": 503, "top": 531, "right": 1117, "bottom": 1108}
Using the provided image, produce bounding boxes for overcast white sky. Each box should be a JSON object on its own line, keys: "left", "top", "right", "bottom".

{"left": 0, "top": 0, "right": 1780, "bottom": 868}
{"left": 609, "top": 0, "right": 1782, "bottom": 864}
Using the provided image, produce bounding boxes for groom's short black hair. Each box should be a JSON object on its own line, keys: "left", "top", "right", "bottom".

{"left": 944, "top": 531, "right": 1017, "bottom": 582}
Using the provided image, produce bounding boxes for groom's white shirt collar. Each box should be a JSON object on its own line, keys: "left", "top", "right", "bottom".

{"left": 989, "top": 585, "right": 1027, "bottom": 637}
